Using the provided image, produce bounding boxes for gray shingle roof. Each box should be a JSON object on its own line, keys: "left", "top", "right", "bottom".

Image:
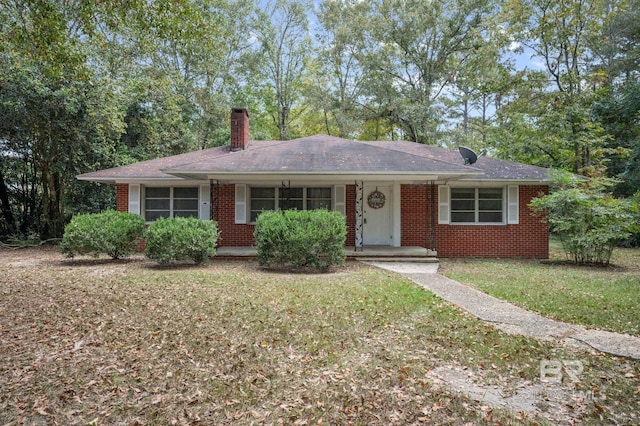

{"left": 167, "top": 135, "right": 478, "bottom": 175}
{"left": 360, "top": 141, "right": 551, "bottom": 181}
{"left": 77, "top": 135, "right": 551, "bottom": 183}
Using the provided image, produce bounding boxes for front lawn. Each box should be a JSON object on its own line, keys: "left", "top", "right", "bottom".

{"left": 1, "top": 248, "right": 638, "bottom": 425}
{"left": 440, "top": 241, "right": 640, "bottom": 337}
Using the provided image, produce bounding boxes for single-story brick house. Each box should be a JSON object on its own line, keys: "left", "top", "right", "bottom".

{"left": 78, "top": 108, "right": 551, "bottom": 258}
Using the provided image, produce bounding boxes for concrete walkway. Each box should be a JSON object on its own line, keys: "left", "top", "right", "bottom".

{"left": 364, "top": 261, "right": 640, "bottom": 359}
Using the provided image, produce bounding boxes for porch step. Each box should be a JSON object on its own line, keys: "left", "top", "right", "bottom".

{"left": 345, "top": 246, "right": 436, "bottom": 258}
{"left": 357, "top": 257, "right": 439, "bottom": 263}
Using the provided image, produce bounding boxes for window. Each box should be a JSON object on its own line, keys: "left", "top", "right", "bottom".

{"left": 144, "top": 187, "right": 199, "bottom": 221}
{"left": 306, "top": 187, "right": 332, "bottom": 210}
{"left": 250, "top": 187, "right": 276, "bottom": 222}
{"left": 279, "top": 187, "right": 303, "bottom": 211}
{"left": 450, "top": 187, "right": 503, "bottom": 223}
{"left": 249, "top": 186, "right": 332, "bottom": 222}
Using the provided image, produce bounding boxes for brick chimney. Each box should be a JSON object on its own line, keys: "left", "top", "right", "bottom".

{"left": 230, "top": 108, "right": 249, "bottom": 151}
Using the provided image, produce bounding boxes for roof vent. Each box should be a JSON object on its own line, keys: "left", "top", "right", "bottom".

{"left": 458, "top": 146, "right": 486, "bottom": 165}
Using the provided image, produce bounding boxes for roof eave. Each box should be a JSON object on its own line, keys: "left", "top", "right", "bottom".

{"left": 456, "top": 177, "right": 552, "bottom": 184}
{"left": 76, "top": 176, "right": 118, "bottom": 184}
{"left": 76, "top": 175, "right": 192, "bottom": 184}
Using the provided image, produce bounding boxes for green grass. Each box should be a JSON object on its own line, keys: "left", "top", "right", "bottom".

{"left": 440, "top": 240, "right": 640, "bottom": 337}
{"left": 0, "top": 247, "right": 639, "bottom": 425}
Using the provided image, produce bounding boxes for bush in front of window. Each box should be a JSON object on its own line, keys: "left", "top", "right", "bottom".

{"left": 254, "top": 210, "right": 347, "bottom": 272}
{"left": 60, "top": 210, "right": 146, "bottom": 259}
{"left": 145, "top": 217, "right": 219, "bottom": 266}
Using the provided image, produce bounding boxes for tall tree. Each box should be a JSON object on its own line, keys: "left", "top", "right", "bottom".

{"left": 443, "top": 29, "right": 516, "bottom": 149}
{"left": 0, "top": 1, "right": 127, "bottom": 238}
{"left": 0, "top": 56, "right": 124, "bottom": 238}
{"left": 503, "top": 0, "right": 610, "bottom": 174}
{"left": 354, "top": 0, "right": 493, "bottom": 144}
{"left": 91, "top": 0, "right": 255, "bottom": 151}
{"left": 591, "top": 0, "right": 639, "bottom": 84}
{"left": 591, "top": 0, "right": 640, "bottom": 196}
{"left": 594, "top": 81, "right": 640, "bottom": 196}
{"left": 250, "top": 0, "right": 313, "bottom": 140}
{"left": 312, "top": 0, "right": 371, "bottom": 138}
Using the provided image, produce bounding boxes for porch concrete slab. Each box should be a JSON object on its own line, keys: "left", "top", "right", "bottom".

{"left": 366, "top": 261, "right": 640, "bottom": 359}
{"left": 216, "top": 246, "right": 435, "bottom": 258}
{"left": 346, "top": 246, "right": 434, "bottom": 257}
{"left": 216, "top": 247, "right": 256, "bottom": 257}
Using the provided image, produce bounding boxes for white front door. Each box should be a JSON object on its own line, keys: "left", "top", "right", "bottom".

{"left": 363, "top": 185, "right": 392, "bottom": 245}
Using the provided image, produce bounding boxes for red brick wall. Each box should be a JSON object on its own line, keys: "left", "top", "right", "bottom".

{"left": 116, "top": 183, "right": 128, "bottom": 212}
{"left": 401, "top": 184, "right": 429, "bottom": 247}
{"left": 436, "top": 185, "right": 549, "bottom": 258}
{"left": 117, "top": 182, "right": 548, "bottom": 258}
{"left": 230, "top": 108, "right": 249, "bottom": 151}
{"left": 400, "top": 184, "right": 549, "bottom": 258}
{"left": 214, "top": 184, "right": 256, "bottom": 246}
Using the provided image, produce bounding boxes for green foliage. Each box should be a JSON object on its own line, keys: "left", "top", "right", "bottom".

{"left": 254, "top": 210, "right": 346, "bottom": 272}
{"left": 529, "top": 172, "right": 640, "bottom": 265}
{"left": 250, "top": 0, "right": 312, "bottom": 140}
{"left": 2, "top": 0, "right": 639, "bottom": 245}
{"left": 0, "top": 0, "right": 254, "bottom": 240}
{"left": 60, "top": 210, "right": 145, "bottom": 259}
{"left": 0, "top": 52, "right": 125, "bottom": 238}
{"left": 622, "top": 191, "right": 640, "bottom": 247}
{"left": 356, "top": 0, "right": 494, "bottom": 144}
{"left": 145, "top": 217, "right": 219, "bottom": 266}
{"left": 593, "top": 80, "right": 640, "bottom": 197}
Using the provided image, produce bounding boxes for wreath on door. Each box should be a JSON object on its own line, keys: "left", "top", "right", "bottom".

{"left": 367, "top": 189, "right": 386, "bottom": 209}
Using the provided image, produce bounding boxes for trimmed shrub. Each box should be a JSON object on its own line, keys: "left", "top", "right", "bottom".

{"left": 254, "top": 209, "right": 346, "bottom": 272}
{"left": 145, "top": 217, "right": 219, "bottom": 266}
{"left": 60, "top": 210, "right": 146, "bottom": 259}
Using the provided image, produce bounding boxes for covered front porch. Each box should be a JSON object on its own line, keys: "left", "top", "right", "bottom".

{"left": 216, "top": 245, "right": 437, "bottom": 259}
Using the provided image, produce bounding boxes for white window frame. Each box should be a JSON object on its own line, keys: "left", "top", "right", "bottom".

{"left": 247, "top": 186, "right": 333, "bottom": 224}
{"left": 142, "top": 186, "right": 201, "bottom": 222}
{"left": 449, "top": 186, "right": 506, "bottom": 225}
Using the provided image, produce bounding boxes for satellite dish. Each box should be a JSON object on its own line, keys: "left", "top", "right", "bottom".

{"left": 458, "top": 146, "right": 478, "bottom": 165}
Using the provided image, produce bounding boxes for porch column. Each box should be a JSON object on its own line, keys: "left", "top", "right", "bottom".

{"left": 429, "top": 181, "right": 436, "bottom": 250}
{"left": 211, "top": 180, "right": 219, "bottom": 222}
{"left": 392, "top": 181, "right": 401, "bottom": 247}
{"left": 355, "top": 180, "right": 363, "bottom": 251}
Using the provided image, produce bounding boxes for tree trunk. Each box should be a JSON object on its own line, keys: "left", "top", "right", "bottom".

{"left": 41, "top": 166, "right": 65, "bottom": 238}
{"left": 0, "top": 168, "right": 16, "bottom": 236}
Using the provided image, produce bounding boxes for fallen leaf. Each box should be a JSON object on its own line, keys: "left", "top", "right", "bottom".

{"left": 73, "top": 340, "right": 85, "bottom": 352}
